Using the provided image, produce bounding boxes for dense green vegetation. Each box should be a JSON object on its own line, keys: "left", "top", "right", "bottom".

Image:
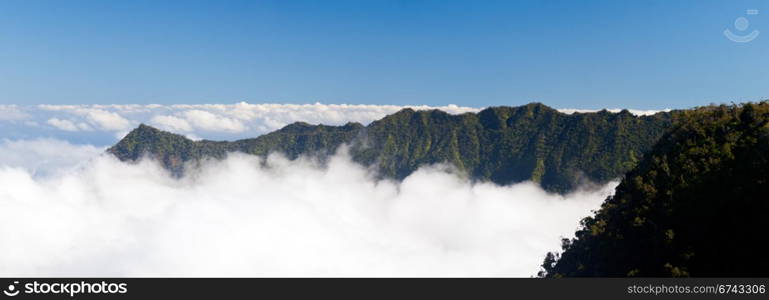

{"left": 108, "top": 103, "right": 672, "bottom": 192}
{"left": 540, "top": 102, "right": 769, "bottom": 277}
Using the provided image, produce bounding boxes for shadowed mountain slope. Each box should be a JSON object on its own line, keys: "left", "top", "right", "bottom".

{"left": 540, "top": 102, "right": 769, "bottom": 277}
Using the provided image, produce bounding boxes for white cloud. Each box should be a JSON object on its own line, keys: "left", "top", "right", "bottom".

{"left": 78, "top": 108, "right": 132, "bottom": 131}
{"left": 41, "top": 108, "right": 130, "bottom": 132}
{"left": 46, "top": 118, "right": 79, "bottom": 131}
{"left": 150, "top": 115, "right": 193, "bottom": 132}
{"left": 0, "top": 140, "right": 615, "bottom": 277}
{"left": 182, "top": 109, "right": 246, "bottom": 133}
{"left": 46, "top": 118, "right": 91, "bottom": 131}
{"left": 0, "top": 105, "right": 31, "bottom": 121}
{"left": 0, "top": 139, "right": 104, "bottom": 176}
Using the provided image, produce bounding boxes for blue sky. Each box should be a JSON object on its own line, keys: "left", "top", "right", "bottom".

{"left": 1, "top": 0, "right": 768, "bottom": 109}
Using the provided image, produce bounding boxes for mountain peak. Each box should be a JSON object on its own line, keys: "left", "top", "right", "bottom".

{"left": 280, "top": 121, "right": 314, "bottom": 130}
{"left": 108, "top": 124, "right": 193, "bottom": 163}
{"left": 130, "top": 123, "right": 162, "bottom": 135}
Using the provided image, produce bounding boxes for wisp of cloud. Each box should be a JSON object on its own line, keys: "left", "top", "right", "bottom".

{"left": 0, "top": 139, "right": 616, "bottom": 277}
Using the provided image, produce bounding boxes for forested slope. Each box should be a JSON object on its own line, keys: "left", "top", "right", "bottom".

{"left": 540, "top": 102, "right": 769, "bottom": 277}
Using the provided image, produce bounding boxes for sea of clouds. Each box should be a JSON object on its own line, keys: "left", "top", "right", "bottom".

{"left": 0, "top": 102, "right": 665, "bottom": 145}
{"left": 0, "top": 102, "right": 638, "bottom": 276}
{"left": 0, "top": 138, "right": 617, "bottom": 277}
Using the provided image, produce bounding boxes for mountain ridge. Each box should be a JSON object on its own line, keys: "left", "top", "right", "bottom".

{"left": 108, "top": 102, "right": 674, "bottom": 193}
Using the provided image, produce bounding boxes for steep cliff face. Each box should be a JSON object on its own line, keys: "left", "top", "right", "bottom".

{"left": 541, "top": 102, "right": 769, "bottom": 277}
{"left": 109, "top": 103, "right": 673, "bottom": 192}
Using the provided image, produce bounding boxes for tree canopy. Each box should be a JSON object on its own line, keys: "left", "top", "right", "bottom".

{"left": 541, "top": 102, "right": 769, "bottom": 277}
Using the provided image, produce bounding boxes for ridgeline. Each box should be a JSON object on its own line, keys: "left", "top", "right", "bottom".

{"left": 108, "top": 103, "right": 673, "bottom": 193}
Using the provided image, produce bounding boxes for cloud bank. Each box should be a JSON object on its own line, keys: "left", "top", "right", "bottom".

{"left": 1, "top": 102, "right": 665, "bottom": 144}
{"left": 0, "top": 139, "right": 104, "bottom": 176}
{"left": 0, "top": 139, "right": 616, "bottom": 277}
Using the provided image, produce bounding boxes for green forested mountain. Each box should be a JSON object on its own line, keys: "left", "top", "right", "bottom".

{"left": 108, "top": 103, "right": 672, "bottom": 192}
{"left": 540, "top": 102, "right": 769, "bottom": 277}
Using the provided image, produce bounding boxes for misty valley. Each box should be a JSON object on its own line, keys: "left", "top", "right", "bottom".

{"left": 99, "top": 101, "right": 769, "bottom": 277}
{"left": 1, "top": 101, "right": 768, "bottom": 277}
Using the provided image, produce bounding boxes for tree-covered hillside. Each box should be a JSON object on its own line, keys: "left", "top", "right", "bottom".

{"left": 108, "top": 103, "right": 672, "bottom": 193}
{"left": 540, "top": 102, "right": 769, "bottom": 277}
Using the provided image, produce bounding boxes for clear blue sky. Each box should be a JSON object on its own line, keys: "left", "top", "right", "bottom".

{"left": 1, "top": 0, "right": 768, "bottom": 109}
